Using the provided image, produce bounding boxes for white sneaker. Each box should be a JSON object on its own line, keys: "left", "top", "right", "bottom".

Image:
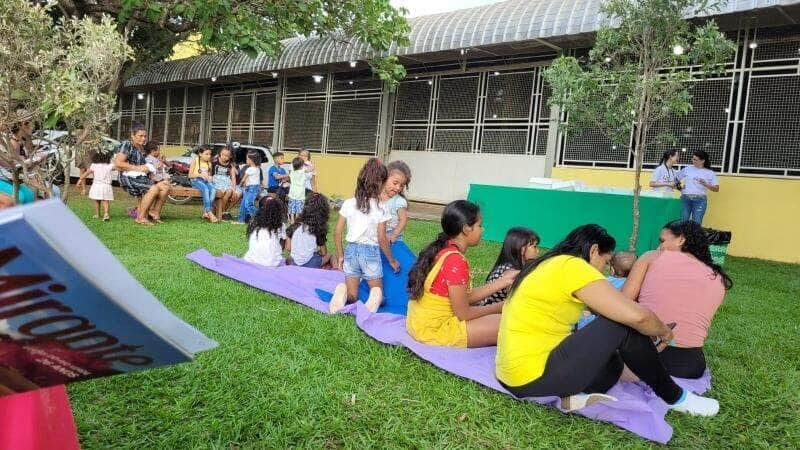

{"left": 669, "top": 390, "right": 719, "bottom": 417}
{"left": 364, "top": 287, "right": 383, "bottom": 313}
{"left": 560, "top": 392, "right": 617, "bottom": 412}
{"left": 329, "top": 283, "right": 348, "bottom": 314}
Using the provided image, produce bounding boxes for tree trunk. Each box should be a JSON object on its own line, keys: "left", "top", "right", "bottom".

{"left": 61, "top": 161, "right": 71, "bottom": 203}
{"left": 629, "top": 92, "right": 651, "bottom": 252}
{"left": 11, "top": 170, "right": 20, "bottom": 205}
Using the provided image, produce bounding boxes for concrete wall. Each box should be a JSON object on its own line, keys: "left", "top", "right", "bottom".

{"left": 553, "top": 167, "right": 800, "bottom": 264}
{"left": 391, "top": 150, "right": 547, "bottom": 203}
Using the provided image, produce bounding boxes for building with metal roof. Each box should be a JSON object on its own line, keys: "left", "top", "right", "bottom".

{"left": 117, "top": 0, "right": 800, "bottom": 263}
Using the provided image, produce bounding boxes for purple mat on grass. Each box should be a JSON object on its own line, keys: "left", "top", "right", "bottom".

{"left": 187, "top": 249, "right": 711, "bottom": 444}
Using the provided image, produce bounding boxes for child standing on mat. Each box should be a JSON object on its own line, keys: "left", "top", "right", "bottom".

{"left": 383, "top": 160, "right": 411, "bottom": 243}
{"left": 286, "top": 192, "right": 332, "bottom": 269}
{"left": 330, "top": 158, "right": 405, "bottom": 313}
{"left": 406, "top": 200, "right": 519, "bottom": 348}
{"left": 287, "top": 157, "right": 307, "bottom": 224}
{"left": 480, "top": 227, "right": 540, "bottom": 306}
{"left": 78, "top": 151, "right": 115, "bottom": 221}
{"left": 237, "top": 151, "right": 264, "bottom": 224}
{"left": 243, "top": 196, "right": 287, "bottom": 268}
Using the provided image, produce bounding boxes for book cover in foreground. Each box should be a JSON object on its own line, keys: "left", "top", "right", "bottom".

{"left": 0, "top": 200, "right": 217, "bottom": 396}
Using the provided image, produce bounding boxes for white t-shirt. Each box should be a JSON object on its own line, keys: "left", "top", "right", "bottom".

{"left": 290, "top": 225, "right": 320, "bottom": 266}
{"left": 303, "top": 161, "right": 316, "bottom": 190}
{"left": 651, "top": 164, "right": 678, "bottom": 192}
{"left": 243, "top": 225, "right": 286, "bottom": 267}
{"left": 339, "top": 198, "right": 390, "bottom": 245}
{"left": 677, "top": 166, "right": 718, "bottom": 196}
{"left": 244, "top": 166, "right": 261, "bottom": 186}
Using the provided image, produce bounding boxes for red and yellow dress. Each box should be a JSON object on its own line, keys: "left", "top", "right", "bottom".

{"left": 406, "top": 243, "right": 471, "bottom": 348}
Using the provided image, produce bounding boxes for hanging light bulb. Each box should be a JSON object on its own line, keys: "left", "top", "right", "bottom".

{"left": 349, "top": 61, "right": 357, "bottom": 68}
{"left": 136, "top": 93, "right": 145, "bottom": 100}
{"left": 210, "top": 76, "right": 217, "bottom": 82}
{"left": 749, "top": 42, "right": 758, "bottom": 49}
{"left": 271, "top": 72, "right": 278, "bottom": 78}
{"left": 427, "top": 80, "right": 433, "bottom": 85}
{"left": 604, "top": 56, "right": 611, "bottom": 63}
{"left": 493, "top": 71, "right": 500, "bottom": 76}
{"left": 312, "top": 75, "right": 324, "bottom": 83}
{"left": 672, "top": 44, "right": 685, "bottom": 56}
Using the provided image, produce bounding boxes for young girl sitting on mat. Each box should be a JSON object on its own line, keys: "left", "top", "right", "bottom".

{"left": 480, "top": 227, "right": 540, "bottom": 306}
{"left": 406, "top": 200, "right": 519, "bottom": 348}
{"left": 329, "top": 158, "right": 409, "bottom": 313}
{"left": 243, "top": 196, "right": 287, "bottom": 268}
{"left": 286, "top": 192, "right": 332, "bottom": 269}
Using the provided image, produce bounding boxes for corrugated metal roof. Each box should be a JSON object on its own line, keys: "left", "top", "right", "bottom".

{"left": 125, "top": 0, "right": 800, "bottom": 87}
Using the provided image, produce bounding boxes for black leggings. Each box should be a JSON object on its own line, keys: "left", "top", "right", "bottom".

{"left": 501, "top": 316, "right": 683, "bottom": 404}
{"left": 660, "top": 346, "right": 706, "bottom": 379}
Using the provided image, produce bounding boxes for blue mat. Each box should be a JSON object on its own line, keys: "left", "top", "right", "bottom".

{"left": 315, "top": 241, "right": 416, "bottom": 315}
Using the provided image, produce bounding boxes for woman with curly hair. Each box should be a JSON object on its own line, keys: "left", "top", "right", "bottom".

{"left": 243, "top": 196, "right": 287, "bottom": 268}
{"left": 622, "top": 219, "right": 732, "bottom": 379}
{"left": 286, "top": 192, "right": 332, "bottom": 268}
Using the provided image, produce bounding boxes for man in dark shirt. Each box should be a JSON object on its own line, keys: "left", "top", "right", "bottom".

{"left": 114, "top": 123, "right": 169, "bottom": 225}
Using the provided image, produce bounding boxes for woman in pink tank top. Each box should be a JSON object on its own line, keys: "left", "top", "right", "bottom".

{"left": 623, "top": 220, "right": 733, "bottom": 379}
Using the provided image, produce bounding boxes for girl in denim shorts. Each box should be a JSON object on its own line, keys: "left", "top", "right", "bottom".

{"left": 329, "top": 158, "right": 400, "bottom": 313}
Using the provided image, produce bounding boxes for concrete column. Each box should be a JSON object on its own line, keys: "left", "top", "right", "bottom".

{"left": 272, "top": 78, "right": 284, "bottom": 153}
{"left": 376, "top": 83, "right": 394, "bottom": 160}
{"left": 544, "top": 104, "right": 561, "bottom": 178}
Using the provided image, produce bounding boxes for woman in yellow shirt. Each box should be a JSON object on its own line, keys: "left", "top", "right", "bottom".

{"left": 495, "top": 224, "right": 720, "bottom": 416}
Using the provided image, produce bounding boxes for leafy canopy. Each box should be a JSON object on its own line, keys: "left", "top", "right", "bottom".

{"left": 2, "top": 0, "right": 131, "bottom": 200}
{"left": 543, "top": 0, "right": 736, "bottom": 148}
{"left": 58, "top": 0, "right": 412, "bottom": 88}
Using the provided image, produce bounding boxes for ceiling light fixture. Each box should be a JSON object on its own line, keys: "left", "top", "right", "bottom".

{"left": 312, "top": 74, "right": 324, "bottom": 83}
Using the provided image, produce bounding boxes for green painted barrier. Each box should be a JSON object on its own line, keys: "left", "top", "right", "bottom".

{"left": 467, "top": 184, "right": 682, "bottom": 255}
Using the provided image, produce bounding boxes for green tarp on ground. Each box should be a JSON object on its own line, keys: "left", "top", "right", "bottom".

{"left": 467, "top": 184, "right": 681, "bottom": 255}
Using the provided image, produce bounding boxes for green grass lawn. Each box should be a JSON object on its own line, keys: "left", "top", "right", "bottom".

{"left": 65, "top": 188, "right": 799, "bottom": 449}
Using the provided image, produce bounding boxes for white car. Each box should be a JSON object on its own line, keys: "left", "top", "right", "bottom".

{"left": 169, "top": 143, "right": 291, "bottom": 180}
{"left": 32, "top": 130, "right": 121, "bottom": 181}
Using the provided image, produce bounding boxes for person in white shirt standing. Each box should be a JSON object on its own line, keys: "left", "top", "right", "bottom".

{"left": 676, "top": 150, "right": 719, "bottom": 225}
{"left": 649, "top": 149, "right": 680, "bottom": 193}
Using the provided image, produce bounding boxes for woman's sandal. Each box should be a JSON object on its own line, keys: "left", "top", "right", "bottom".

{"left": 134, "top": 219, "right": 154, "bottom": 226}
{"left": 148, "top": 213, "right": 164, "bottom": 224}
{"left": 102, "top": 214, "right": 110, "bottom": 222}
{"left": 560, "top": 393, "right": 618, "bottom": 412}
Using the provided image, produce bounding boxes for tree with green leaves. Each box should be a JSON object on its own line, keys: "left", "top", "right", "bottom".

{"left": 543, "top": 0, "right": 736, "bottom": 251}
{"left": 1, "top": 0, "right": 131, "bottom": 203}
{"left": 54, "top": 0, "right": 411, "bottom": 90}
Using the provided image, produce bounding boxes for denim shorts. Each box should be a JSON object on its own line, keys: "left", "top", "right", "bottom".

{"left": 288, "top": 199, "right": 304, "bottom": 215}
{"left": 301, "top": 252, "right": 323, "bottom": 268}
{"left": 343, "top": 243, "right": 382, "bottom": 281}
